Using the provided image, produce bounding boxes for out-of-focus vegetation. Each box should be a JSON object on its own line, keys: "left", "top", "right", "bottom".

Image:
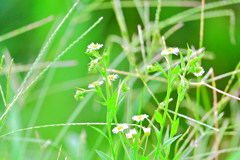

{"left": 0, "top": 0, "right": 240, "bottom": 159}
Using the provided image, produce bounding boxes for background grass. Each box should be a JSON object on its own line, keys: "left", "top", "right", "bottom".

{"left": 0, "top": 0, "right": 240, "bottom": 159}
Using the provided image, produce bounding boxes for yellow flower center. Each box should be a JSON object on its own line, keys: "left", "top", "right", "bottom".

{"left": 167, "top": 48, "right": 173, "bottom": 52}
{"left": 138, "top": 116, "right": 143, "bottom": 120}
{"left": 117, "top": 126, "right": 123, "bottom": 130}
{"left": 92, "top": 81, "right": 98, "bottom": 86}
{"left": 108, "top": 75, "right": 114, "bottom": 80}
{"left": 92, "top": 44, "right": 99, "bottom": 49}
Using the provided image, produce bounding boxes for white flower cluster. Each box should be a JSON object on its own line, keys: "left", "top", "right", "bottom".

{"left": 112, "top": 114, "right": 151, "bottom": 139}
{"left": 86, "top": 42, "right": 103, "bottom": 53}
{"left": 161, "top": 47, "right": 179, "bottom": 56}
{"left": 88, "top": 74, "right": 119, "bottom": 88}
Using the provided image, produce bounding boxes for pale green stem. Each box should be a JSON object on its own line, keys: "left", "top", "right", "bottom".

{"left": 6, "top": 59, "right": 14, "bottom": 107}
{"left": 155, "top": 55, "right": 172, "bottom": 160}
{"left": 103, "top": 63, "right": 116, "bottom": 160}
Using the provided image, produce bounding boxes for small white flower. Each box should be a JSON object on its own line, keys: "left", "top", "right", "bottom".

{"left": 161, "top": 47, "right": 179, "bottom": 56}
{"left": 146, "top": 64, "right": 153, "bottom": 70}
{"left": 87, "top": 42, "right": 103, "bottom": 52}
{"left": 103, "top": 74, "right": 119, "bottom": 85}
{"left": 132, "top": 114, "right": 149, "bottom": 123}
{"left": 88, "top": 80, "right": 104, "bottom": 88}
{"left": 142, "top": 127, "right": 151, "bottom": 136}
{"left": 125, "top": 128, "right": 138, "bottom": 139}
{"left": 112, "top": 123, "right": 129, "bottom": 134}
{"left": 126, "top": 132, "right": 133, "bottom": 139}
{"left": 193, "top": 67, "right": 205, "bottom": 77}
{"left": 130, "top": 129, "right": 138, "bottom": 138}
{"left": 129, "top": 128, "right": 137, "bottom": 135}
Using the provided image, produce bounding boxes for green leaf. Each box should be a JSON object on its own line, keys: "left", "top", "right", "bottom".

{"left": 108, "top": 89, "right": 118, "bottom": 112}
{"left": 104, "top": 47, "right": 110, "bottom": 68}
{"left": 172, "top": 118, "right": 179, "bottom": 136}
{"left": 124, "top": 73, "right": 131, "bottom": 82}
{"left": 94, "top": 99, "right": 107, "bottom": 106}
{"left": 187, "top": 65, "right": 195, "bottom": 74}
{"left": 163, "top": 126, "right": 170, "bottom": 154}
{"left": 129, "top": 148, "right": 135, "bottom": 160}
{"left": 95, "top": 150, "right": 112, "bottom": 160}
{"left": 179, "top": 52, "right": 185, "bottom": 68}
{"left": 0, "top": 55, "right": 4, "bottom": 74}
{"left": 146, "top": 145, "right": 157, "bottom": 158}
{"left": 188, "top": 54, "right": 205, "bottom": 67}
{"left": 186, "top": 43, "right": 191, "bottom": 61}
{"left": 173, "top": 152, "right": 182, "bottom": 160}
{"left": 171, "top": 65, "right": 180, "bottom": 75}
{"left": 147, "top": 118, "right": 160, "bottom": 136}
{"left": 117, "top": 92, "right": 126, "bottom": 106}
{"left": 139, "top": 156, "right": 149, "bottom": 160}
{"left": 155, "top": 62, "right": 168, "bottom": 79}
{"left": 180, "top": 88, "right": 186, "bottom": 101}
{"left": 90, "top": 126, "right": 109, "bottom": 141}
{"left": 160, "top": 134, "right": 182, "bottom": 152}
{"left": 154, "top": 111, "right": 163, "bottom": 126}
{"left": 164, "top": 126, "right": 170, "bottom": 144}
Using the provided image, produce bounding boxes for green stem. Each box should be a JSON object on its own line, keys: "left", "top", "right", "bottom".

{"left": 155, "top": 56, "right": 172, "bottom": 160}
{"left": 166, "top": 78, "right": 182, "bottom": 158}
{"left": 0, "top": 55, "right": 4, "bottom": 74}
{"left": 173, "top": 78, "right": 181, "bottom": 122}
{"left": 103, "top": 63, "right": 116, "bottom": 160}
{"left": 6, "top": 59, "right": 14, "bottom": 107}
{"left": 143, "top": 137, "right": 148, "bottom": 156}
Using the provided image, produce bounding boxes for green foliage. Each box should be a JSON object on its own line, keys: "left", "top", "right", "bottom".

{"left": 0, "top": 0, "right": 240, "bottom": 159}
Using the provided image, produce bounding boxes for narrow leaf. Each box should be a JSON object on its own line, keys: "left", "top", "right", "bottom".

{"left": 154, "top": 111, "right": 163, "bottom": 125}
{"left": 0, "top": 55, "right": 4, "bottom": 74}
{"left": 160, "top": 134, "right": 182, "bottom": 152}
{"left": 179, "top": 52, "right": 185, "bottom": 68}
{"left": 171, "top": 65, "right": 180, "bottom": 75}
{"left": 173, "top": 152, "right": 182, "bottom": 160}
{"left": 172, "top": 118, "right": 179, "bottom": 136}
{"left": 163, "top": 126, "right": 170, "bottom": 154}
{"left": 147, "top": 118, "right": 160, "bottom": 136}
{"left": 139, "top": 156, "right": 149, "bottom": 160}
{"left": 91, "top": 126, "right": 109, "bottom": 141}
{"left": 188, "top": 54, "right": 205, "bottom": 66}
{"left": 95, "top": 150, "right": 112, "bottom": 160}
{"left": 129, "top": 148, "right": 135, "bottom": 160}
{"left": 155, "top": 62, "right": 168, "bottom": 79}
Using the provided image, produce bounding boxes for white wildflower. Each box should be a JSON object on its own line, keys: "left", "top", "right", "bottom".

{"left": 193, "top": 67, "right": 205, "bottom": 77}
{"left": 126, "top": 132, "right": 133, "bottom": 139}
{"left": 161, "top": 47, "right": 179, "bottom": 56}
{"left": 103, "top": 74, "right": 119, "bottom": 85}
{"left": 142, "top": 127, "right": 151, "bottom": 136}
{"left": 112, "top": 123, "right": 129, "bottom": 134}
{"left": 132, "top": 114, "right": 149, "bottom": 123}
{"left": 86, "top": 42, "right": 103, "bottom": 52}
{"left": 88, "top": 80, "right": 104, "bottom": 88}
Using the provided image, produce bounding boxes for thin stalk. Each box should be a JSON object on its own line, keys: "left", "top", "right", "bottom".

{"left": 0, "top": 17, "right": 104, "bottom": 125}
{"left": 0, "top": 16, "right": 54, "bottom": 43}
{"left": 211, "top": 71, "right": 219, "bottom": 160}
{"left": 16, "top": 0, "right": 80, "bottom": 96}
{"left": 166, "top": 78, "right": 182, "bottom": 157}
{"left": 173, "top": 78, "right": 181, "bottom": 122}
{"left": 6, "top": 59, "right": 14, "bottom": 107}
{"left": 103, "top": 64, "right": 116, "bottom": 160}
{"left": 143, "top": 137, "right": 148, "bottom": 156}
{"left": 119, "top": 134, "right": 130, "bottom": 159}
{"left": 0, "top": 55, "right": 5, "bottom": 74}
{"left": 155, "top": 55, "right": 172, "bottom": 160}
{"left": 194, "top": 0, "right": 205, "bottom": 156}
{"left": 0, "top": 122, "right": 141, "bottom": 139}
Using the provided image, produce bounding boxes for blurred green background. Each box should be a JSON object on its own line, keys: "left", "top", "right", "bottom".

{"left": 0, "top": 0, "right": 240, "bottom": 159}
